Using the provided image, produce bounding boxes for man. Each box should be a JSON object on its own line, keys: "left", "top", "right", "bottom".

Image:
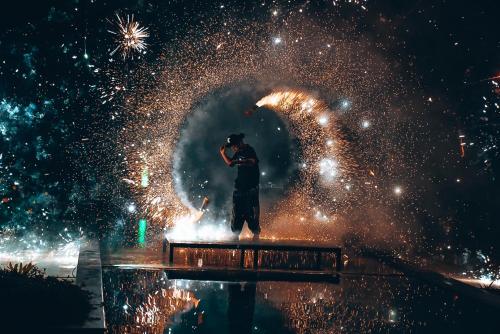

{"left": 219, "top": 133, "right": 260, "bottom": 239}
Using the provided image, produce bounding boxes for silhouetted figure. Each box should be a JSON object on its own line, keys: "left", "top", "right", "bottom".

{"left": 219, "top": 133, "right": 260, "bottom": 239}
{"left": 227, "top": 282, "right": 256, "bottom": 334}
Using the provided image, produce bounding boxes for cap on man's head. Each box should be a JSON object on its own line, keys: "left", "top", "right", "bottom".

{"left": 226, "top": 133, "right": 245, "bottom": 146}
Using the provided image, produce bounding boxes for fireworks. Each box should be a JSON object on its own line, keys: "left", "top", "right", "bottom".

{"left": 1, "top": 0, "right": 500, "bottom": 312}
{"left": 103, "top": 6, "right": 424, "bottom": 246}
{"left": 0, "top": 228, "right": 81, "bottom": 276}
{"left": 108, "top": 14, "right": 149, "bottom": 60}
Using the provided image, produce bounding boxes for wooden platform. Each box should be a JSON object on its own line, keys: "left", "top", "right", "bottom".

{"left": 163, "top": 239, "right": 342, "bottom": 272}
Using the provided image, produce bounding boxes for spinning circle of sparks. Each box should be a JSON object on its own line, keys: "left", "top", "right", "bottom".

{"left": 255, "top": 91, "right": 354, "bottom": 194}
{"left": 111, "top": 12, "right": 422, "bottom": 243}
{"left": 108, "top": 14, "right": 149, "bottom": 60}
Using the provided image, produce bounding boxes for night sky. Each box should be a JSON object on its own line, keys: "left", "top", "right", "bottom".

{"left": 0, "top": 0, "right": 499, "bottom": 265}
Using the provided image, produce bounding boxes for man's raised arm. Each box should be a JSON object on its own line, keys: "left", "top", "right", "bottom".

{"left": 219, "top": 145, "right": 233, "bottom": 166}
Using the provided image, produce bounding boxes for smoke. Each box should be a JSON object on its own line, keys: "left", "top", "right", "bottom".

{"left": 170, "top": 83, "right": 421, "bottom": 252}
{"left": 121, "top": 15, "right": 431, "bottom": 252}
{"left": 173, "top": 83, "right": 297, "bottom": 223}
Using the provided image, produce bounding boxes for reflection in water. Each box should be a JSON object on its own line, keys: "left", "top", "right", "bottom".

{"left": 105, "top": 271, "right": 199, "bottom": 334}
{"left": 227, "top": 283, "right": 256, "bottom": 334}
{"left": 132, "top": 289, "right": 198, "bottom": 333}
{"left": 103, "top": 269, "right": 498, "bottom": 333}
{"left": 260, "top": 278, "right": 400, "bottom": 333}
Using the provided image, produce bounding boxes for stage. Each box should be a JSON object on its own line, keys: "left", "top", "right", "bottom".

{"left": 164, "top": 238, "right": 342, "bottom": 270}
{"left": 101, "top": 239, "right": 397, "bottom": 280}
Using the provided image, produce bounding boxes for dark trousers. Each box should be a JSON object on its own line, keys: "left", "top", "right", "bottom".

{"left": 231, "top": 187, "right": 260, "bottom": 235}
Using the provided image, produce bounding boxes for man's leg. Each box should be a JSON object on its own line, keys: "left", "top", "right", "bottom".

{"left": 247, "top": 188, "right": 260, "bottom": 237}
{"left": 231, "top": 192, "right": 244, "bottom": 239}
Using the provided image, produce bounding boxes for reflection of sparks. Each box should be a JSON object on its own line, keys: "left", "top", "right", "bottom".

{"left": 106, "top": 271, "right": 435, "bottom": 333}
{"left": 134, "top": 288, "right": 199, "bottom": 330}
{"left": 108, "top": 14, "right": 149, "bottom": 60}
{"left": 109, "top": 276, "right": 200, "bottom": 334}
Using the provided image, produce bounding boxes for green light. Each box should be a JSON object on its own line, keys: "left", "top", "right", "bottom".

{"left": 138, "top": 219, "right": 147, "bottom": 246}
{"left": 141, "top": 167, "right": 149, "bottom": 188}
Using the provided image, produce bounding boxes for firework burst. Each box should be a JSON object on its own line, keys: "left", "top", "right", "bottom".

{"left": 108, "top": 14, "right": 149, "bottom": 60}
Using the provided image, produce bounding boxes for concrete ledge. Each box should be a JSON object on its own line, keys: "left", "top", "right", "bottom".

{"left": 64, "top": 237, "right": 106, "bottom": 333}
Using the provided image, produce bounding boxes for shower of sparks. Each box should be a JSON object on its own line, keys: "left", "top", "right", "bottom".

{"left": 332, "top": 0, "right": 369, "bottom": 11}
{"left": 256, "top": 90, "right": 354, "bottom": 191}
{"left": 108, "top": 14, "right": 149, "bottom": 60}
{"left": 0, "top": 228, "right": 82, "bottom": 276}
{"left": 101, "top": 7, "right": 424, "bottom": 245}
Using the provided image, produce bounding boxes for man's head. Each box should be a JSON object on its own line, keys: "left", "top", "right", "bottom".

{"left": 225, "top": 133, "right": 245, "bottom": 152}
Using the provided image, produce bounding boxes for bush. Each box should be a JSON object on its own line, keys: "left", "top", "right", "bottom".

{"left": 0, "top": 262, "right": 92, "bottom": 329}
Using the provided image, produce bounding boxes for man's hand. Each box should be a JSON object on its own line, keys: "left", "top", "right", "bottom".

{"left": 220, "top": 145, "right": 233, "bottom": 166}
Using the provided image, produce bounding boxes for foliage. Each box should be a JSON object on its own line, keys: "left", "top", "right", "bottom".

{"left": 4, "top": 261, "right": 45, "bottom": 278}
{"left": 0, "top": 263, "right": 93, "bottom": 329}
